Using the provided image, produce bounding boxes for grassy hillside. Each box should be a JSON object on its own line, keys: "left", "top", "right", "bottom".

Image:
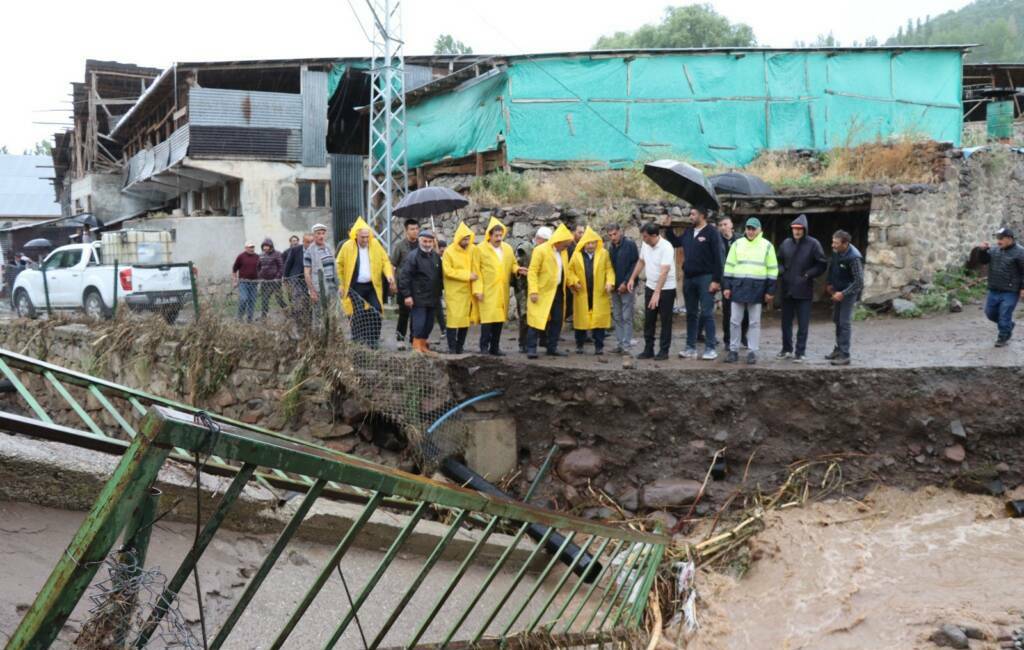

{"left": 886, "top": 0, "right": 1024, "bottom": 62}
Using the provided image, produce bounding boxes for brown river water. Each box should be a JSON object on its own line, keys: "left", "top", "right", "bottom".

{"left": 685, "top": 486, "right": 1024, "bottom": 650}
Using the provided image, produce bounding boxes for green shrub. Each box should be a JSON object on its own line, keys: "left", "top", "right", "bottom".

{"left": 470, "top": 171, "right": 531, "bottom": 205}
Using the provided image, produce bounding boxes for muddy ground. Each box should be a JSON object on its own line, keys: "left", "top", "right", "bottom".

{"left": 438, "top": 307, "right": 1024, "bottom": 519}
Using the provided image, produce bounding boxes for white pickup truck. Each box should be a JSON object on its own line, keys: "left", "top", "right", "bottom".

{"left": 11, "top": 243, "right": 193, "bottom": 323}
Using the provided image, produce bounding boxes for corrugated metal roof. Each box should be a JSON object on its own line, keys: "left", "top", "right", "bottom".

{"left": 0, "top": 155, "right": 62, "bottom": 218}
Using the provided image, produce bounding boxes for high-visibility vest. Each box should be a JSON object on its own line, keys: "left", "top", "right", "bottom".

{"left": 724, "top": 234, "right": 778, "bottom": 281}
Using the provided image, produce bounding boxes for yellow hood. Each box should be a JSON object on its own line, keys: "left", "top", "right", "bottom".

{"left": 573, "top": 226, "right": 604, "bottom": 255}
{"left": 347, "top": 217, "right": 377, "bottom": 242}
{"left": 484, "top": 216, "right": 507, "bottom": 239}
{"left": 452, "top": 221, "right": 475, "bottom": 247}
{"left": 549, "top": 223, "right": 574, "bottom": 247}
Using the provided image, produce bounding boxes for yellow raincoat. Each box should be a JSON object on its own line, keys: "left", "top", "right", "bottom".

{"left": 335, "top": 217, "right": 394, "bottom": 315}
{"left": 475, "top": 217, "right": 519, "bottom": 324}
{"left": 567, "top": 227, "right": 615, "bottom": 330}
{"left": 526, "top": 223, "right": 574, "bottom": 330}
{"left": 442, "top": 222, "right": 480, "bottom": 328}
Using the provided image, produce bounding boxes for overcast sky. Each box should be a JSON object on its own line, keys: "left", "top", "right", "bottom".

{"left": 1, "top": 0, "right": 972, "bottom": 153}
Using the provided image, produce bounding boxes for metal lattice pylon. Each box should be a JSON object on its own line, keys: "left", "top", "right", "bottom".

{"left": 366, "top": 0, "right": 408, "bottom": 254}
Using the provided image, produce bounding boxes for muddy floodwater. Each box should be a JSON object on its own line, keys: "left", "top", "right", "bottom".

{"left": 688, "top": 486, "right": 1024, "bottom": 649}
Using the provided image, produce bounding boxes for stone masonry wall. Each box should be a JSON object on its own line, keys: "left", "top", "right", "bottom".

{"left": 428, "top": 146, "right": 1024, "bottom": 301}
{"left": 865, "top": 147, "right": 1024, "bottom": 299}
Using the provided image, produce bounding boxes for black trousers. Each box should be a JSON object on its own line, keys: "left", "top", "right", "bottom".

{"left": 436, "top": 303, "right": 447, "bottom": 333}
{"left": 349, "top": 282, "right": 382, "bottom": 347}
{"left": 722, "top": 298, "right": 749, "bottom": 348}
{"left": 410, "top": 306, "right": 436, "bottom": 340}
{"left": 479, "top": 322, "right": 504, "bottom": 354}
{"left": 643, "top": 287, "right": 676, "bottom": 355}
{"left": 446, "top": 327, "right": 468, "bottom": 353}
{"left": 781, "top": 297, "right": 813, "bottom": 355}
{"left": 575, "top": 328, "right": 606, "bottom": 351}
{"left": 527, "top": 287, "right": 564, "bottom": 354}
{"left": 396, "top": 301, "right": 411, "bottom": 340}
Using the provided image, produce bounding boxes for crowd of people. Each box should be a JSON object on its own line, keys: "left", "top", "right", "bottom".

{"left": 230, "top": 214, "right": 1024, "bottom": 362}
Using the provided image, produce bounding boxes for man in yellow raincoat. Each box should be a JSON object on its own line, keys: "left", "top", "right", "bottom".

{"left": 567, "top": 226, "right": 615, "bottom": 355}
{"left": 475, "top": 217, "right": 524, "bottom": 356}
{"left": 336, "top": 217, "right": 396, "bottom": 347}
{"left": 441, "top": 222, "right": 479, "bottom": 354}
{"left": 525, "top": 223, "right": 574, "bottom": 359}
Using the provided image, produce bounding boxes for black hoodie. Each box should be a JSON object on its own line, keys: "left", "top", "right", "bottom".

{"left": 777, "top": 215, "right": 828, "bottom": 300}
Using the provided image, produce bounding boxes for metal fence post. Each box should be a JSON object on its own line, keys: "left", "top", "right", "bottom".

{"left": 317, "top": 271, "right": 329, "bottom": 338}
{"left": 41, "top": 262, "right": 51, "bottom": 317}
{"left": 188, "top": 261, "right": 200, "bottom": 319}
{"left": 112, "top": 260, "right": 118, "bottom": 319}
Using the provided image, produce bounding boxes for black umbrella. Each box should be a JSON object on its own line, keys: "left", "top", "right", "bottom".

{"left": 642, "top": 159, "right": 720, "bottom": 211}
{"left": 68, "top": 213, "right": 104, "bottom": 228}
{"left": 393, "top": 186, "right": 469, "bottom": 220}
{"left": 710, "top": 172, "right": 772, "bottom": 196}
{"left": 23, "top": 238, "right": 53, "bottom": 251}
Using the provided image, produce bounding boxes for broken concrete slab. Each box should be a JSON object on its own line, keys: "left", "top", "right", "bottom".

{"left": 462, "top": 415, "right": 517, "bottom": 482}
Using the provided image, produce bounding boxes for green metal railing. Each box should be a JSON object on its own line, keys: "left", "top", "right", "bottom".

{"left": 0, "top": 349, "right": 668, "bottom": 648}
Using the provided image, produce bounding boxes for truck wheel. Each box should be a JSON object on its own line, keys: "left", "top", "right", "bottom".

{"left": 14, "top": 289, "right": 37, "bottom": 319}
{"left": 161, "top": 305, "right": 181, "bottom": 324}
{"left": 83, "top": 289, "right": 111, "bottom": 320}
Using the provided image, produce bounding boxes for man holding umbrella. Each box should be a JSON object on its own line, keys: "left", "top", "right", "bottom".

{"left": 399, "top": 229, "right": 443, "bottom": 354}
{"left": 390, "top": 218, "right": 420, "bottom": 349}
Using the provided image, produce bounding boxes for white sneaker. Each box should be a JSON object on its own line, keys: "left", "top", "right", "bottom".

{"left": 701, "top": 349, "right": 718, "bottom": 360}
{"left": 678, "top": 348, "right": 698, "bottom": 359}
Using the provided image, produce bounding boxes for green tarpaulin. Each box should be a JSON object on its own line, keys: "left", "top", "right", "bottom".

{"left": 403, "top": 49, "right": 963, "bottom": 169}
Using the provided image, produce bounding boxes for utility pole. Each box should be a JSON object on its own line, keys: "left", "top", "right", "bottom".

{"left": 366, "top": 0, "right": 408, "bottom": 254}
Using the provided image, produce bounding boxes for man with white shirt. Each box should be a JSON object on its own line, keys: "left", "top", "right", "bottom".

{"left": 628, "top": 222, "right": 677, "bottom": 360}
{"left": 526, "top": 224, "right": 575, "bottom": 359}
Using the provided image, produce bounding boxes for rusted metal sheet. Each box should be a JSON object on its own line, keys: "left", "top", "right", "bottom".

{"left": 189, "top": 87, "right": 302, "bottom": 130}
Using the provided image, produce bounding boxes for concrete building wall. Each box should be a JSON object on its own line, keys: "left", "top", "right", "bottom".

{"left": 69, "top": 173, "right": 155, "bottom": 220}
{"left": 122, "top": 216, "right": 244, "bottom": 283}
{"left": 185, "top": 158, "right": 334, "bottom": 246}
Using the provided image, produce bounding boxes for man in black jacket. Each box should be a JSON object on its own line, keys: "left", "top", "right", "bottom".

{"left": 606, "top": 223, "right": 639, "bottom": 353}
{"left": 399, "top": 229, "right": 443, "bottom": 354}
{"left": 282, "top": 234, "right": 308, "bottom": 322}
{"left": 825, "top": 230, "right": 864, "bottom": 366}
{"left": 978, "top": 227, "right": 1024, "bottom": 347}
{"left": 391, "top": 218, "right": 420, "bottom": 349}
{"left": 776, "top": 215, "right": 827, "bottom": 361}
{"left": 662, "top": 208, "right": 724, "bottom": 360}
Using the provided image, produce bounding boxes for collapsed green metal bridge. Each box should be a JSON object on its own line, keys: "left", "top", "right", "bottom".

{"left": 0, "top": 348, "right": 668, "bottom": 649}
